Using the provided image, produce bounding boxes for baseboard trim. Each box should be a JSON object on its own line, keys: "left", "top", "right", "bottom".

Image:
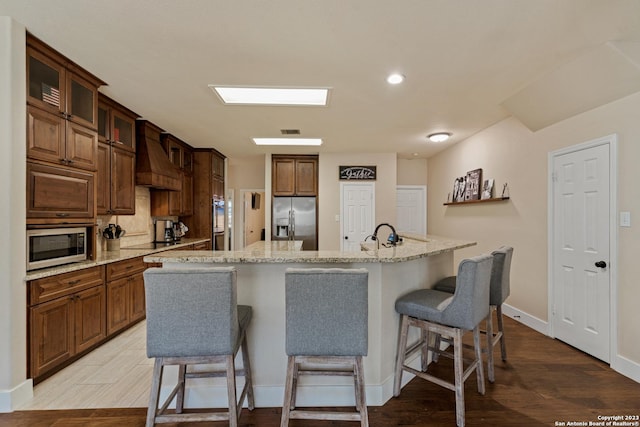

{"left": 611, "top": 354, "right": 640, "bottom": 384}
{"left": 501, "top": 303, "right": 549, "bottom": 335}
{"left": 0, "top": 379, "right": 33, "bottom": 413}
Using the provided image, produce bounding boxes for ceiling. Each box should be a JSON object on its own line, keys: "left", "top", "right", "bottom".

{"left": 3, "top": 0, "right": 640, "bottom": 159}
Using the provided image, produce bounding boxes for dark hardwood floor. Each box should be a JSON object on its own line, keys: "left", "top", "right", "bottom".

{"left": 2, "top": 316, "right": 639, "bottom": 426}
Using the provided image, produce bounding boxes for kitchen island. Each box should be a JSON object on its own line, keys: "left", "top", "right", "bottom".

{"left": 144, "top": 235, "right": 475, "bottom": 408}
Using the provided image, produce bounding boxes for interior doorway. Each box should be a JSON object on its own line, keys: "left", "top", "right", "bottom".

{"left": 549, "top": 134, "right": 617, "bottom": 363}
{"left": 240, "top": 189, "right": 266, "bottom": 249}
{"left": 396, "top": 185, "right": 427, "bottom": 235}
{"left": 340, "top": 182, "right": 375, "bottom": 251}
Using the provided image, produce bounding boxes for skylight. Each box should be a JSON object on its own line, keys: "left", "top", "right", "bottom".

{"left": 210, "top": 86, "right": 329, "bottom": 106}
{"left": 253, "top": 138, "right": 323, "bottom": 146}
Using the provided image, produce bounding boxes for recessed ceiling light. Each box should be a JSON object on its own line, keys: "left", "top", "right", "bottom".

{"left": 253, "top": 138, "right": 323, "bottom": 146}
{"left": 387, "top": 73, "right": 405, "bottom": 84}
{"left": 427, "top": 132, "right": 451, "bottom": 143}
{"left": 210, "top": 86, "right": 329, "bottom": 106}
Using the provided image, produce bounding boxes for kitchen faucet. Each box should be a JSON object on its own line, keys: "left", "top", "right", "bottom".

{"left": 371, "top": 223, "right": 400, "bottom": 249}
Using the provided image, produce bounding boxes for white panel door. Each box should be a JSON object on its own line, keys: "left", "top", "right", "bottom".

{"left": 552, "top": 143, "right": 610, "bottom": 362}
{"left": 341, "top": 183, "right": 374, "bottom": 251}
{"left": 397, "top": 186, "right": 426, "bottom": 235}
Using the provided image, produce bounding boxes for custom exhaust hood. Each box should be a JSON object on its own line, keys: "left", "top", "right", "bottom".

{"left": 135, "top": 120, "right": 181, "bottom": 191}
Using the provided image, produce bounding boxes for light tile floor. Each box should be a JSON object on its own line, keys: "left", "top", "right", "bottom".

{"left": 19, "top": 321, "right": 153, "bottom": 410}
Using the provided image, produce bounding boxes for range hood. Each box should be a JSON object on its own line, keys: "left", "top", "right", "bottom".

{"left": 135, "top": 120, "right": 181, "bottom": 191}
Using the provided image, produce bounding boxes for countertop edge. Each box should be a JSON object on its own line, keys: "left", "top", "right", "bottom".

{"left": 25, "top": 238, "right": 211, "bottom": 281}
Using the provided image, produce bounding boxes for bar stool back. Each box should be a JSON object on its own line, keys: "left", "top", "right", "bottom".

{"left": 433, "top": 246, "right": 513, "bottom": 381}
{"left": 393, "top": 254, "right": 493, "bottom": 427}
{"left": 281, "top": 267, "right": 369, "bottom": 427}
{"left": 143, "top": 267, "right": 254, "bottom": 427}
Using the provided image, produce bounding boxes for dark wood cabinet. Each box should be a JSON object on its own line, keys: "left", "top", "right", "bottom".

{"left": 106, "top": 257, "right": 146, "bottom": 336}
{"left": 28, "top": 266, "right": 105, "bottom": 380}
{"left": 150, "top": 134, "right": 194, "bottom": 217}
{"left": 272, "top": 155, "right": 318, "bottom": 196}
{"left": 97, "top": 96, "right": 137, "bottom": 215}
{"left": 191, "top": 149, "right": 226, "bottom": 241}
{"left": 27, "top": 161, "right": 95, "bottom": 223}
{"left": 26, "top": 36, "right": 102, "bottom": 171}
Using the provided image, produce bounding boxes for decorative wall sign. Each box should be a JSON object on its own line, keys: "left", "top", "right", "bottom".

{"left": 339, "top": 165, "right": 377, "bottom": 180}
{"left": 464, "top": 168, "right": 482, "bottom": 201}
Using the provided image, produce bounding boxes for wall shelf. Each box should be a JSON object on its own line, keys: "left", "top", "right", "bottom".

{"left": 443, "top": 197, "right": 510, "bottom": 206}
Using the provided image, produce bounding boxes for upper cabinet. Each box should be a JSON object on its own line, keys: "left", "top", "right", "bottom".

{"left": 150, "top": 134, "right": 194, "bottom": 217}
{"left": 272, "top": 155, "right": 318, "bottom": 196}
{"left": 97, "top": 95, "right": 138, "bottom": 215}
{"left": 98, "top": 95, "right": 136, "bottom": 152}
{"left": 26, "top": 35, "right": 104, "bottom": 173}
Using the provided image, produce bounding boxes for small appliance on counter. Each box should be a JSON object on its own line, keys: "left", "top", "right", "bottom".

{"left": 172, "top": 221, "right": 188, "bottom": 241}
{"left": 154, "top": 220, "right": 175, "bottom": 243}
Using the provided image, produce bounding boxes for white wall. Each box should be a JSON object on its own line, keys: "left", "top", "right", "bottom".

{"left": 318, "top": 153, "right": 397, "bottom": 250}
{"left": 0, "top": 17, "right": 30, "bottom": 411}
{"left": 428, "top": 92, "right": 640, "bottom": 381}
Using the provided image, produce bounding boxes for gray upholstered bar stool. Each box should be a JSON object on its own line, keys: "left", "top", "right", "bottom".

{"left": 143, "top": 267, "right": 254, "bottom": 427}
{"left": 393, "top": 254, "right": 493, "bottom": 427}
{"left": 433, "top": 246, "right": 513, "bottom": 382}
{"left": 281, "top": 268, "right": 369, "bottom": 427}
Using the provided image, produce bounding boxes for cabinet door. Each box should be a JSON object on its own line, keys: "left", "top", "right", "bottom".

{"left": 167, "top": 140, "right": 183, "bottom": 169}
{"left": 65, "top": 121, "right": 98, "bottom": 171}
{"left": 273, "top": 158, "right": 295, "bottom": 196}
{"left": 212, "top": 177, "right": 224, "bottom": 199}
{"left": 111, "top": 109, "right": 136, "bottom": 152}
{"left": 74, "top": 286, "right": 106, "bottom": 353}
{"left": 27, "top": 46, "right": 65, "bottom": 115}
{"left": 27, "top": 162, "right": 95, "bottom": 221}
{"left": 29, "top": 297, "right": 74, "bottom": 378}
{"left": 27, "top": 106, "right": 65, "bottom": 165}
{"left": 295, "top": 159, "right": 317, "bottom": 195}
{"left": 66, "top": 71, "right": 98, "bottom": 129}
{"left": 110, "top": 147, "right": 136, "bottom": 215}
{"left": 97, "top": 142, "right": 110, "bottom": 214}
{"left": 212, "top": 153, "right": 224, "bottom": 179}
{"left": 97, "top": 103, "right": 109, "bottom": 144}
{"left": 129, "top": 274, "right": 146, "bottom": 323}
{"left": 106, "top": 278, "right": 130, "bottom": 335}
{"left": 181, "top": 172, "right": 193, "bottom": 216}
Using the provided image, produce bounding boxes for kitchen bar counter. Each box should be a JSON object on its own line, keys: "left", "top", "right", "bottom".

{"left": 25, "top": 237, "right": 210, "bottom": 281}
{"left": 143, "top": 235, "right": 475, "bottom": 409}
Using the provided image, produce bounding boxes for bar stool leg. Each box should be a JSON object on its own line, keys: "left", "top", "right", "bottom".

{"left": 496, "top": 304, "right": 507, "bottom": 361}
{"left": 393, "top": 315, "right": 410, "bottom": 397}
{"left": 473, "top": 326, "right": 485, "bottom": 395}
{"left": 175, "top": 364, "right": 186, "bottom": 413}
{"left": 453, "top": 329, "right": 465, "bottom": 427}
{"left": 485, "top": 310, "right": 495, "bottom": 383}
{"left": 240, "top": 334, "right": 255, "bottom": 410}
{"left": 421, "top": 327, "right": 429, "bottom": 372}
{"left": 280, "top": 356, "right": 296, "bottom": 427}
{"left": 355, "top": 356, "right": 369, "bottom": 427}
{"left": 146, "top": 358, "right": 163, "bottom": 427}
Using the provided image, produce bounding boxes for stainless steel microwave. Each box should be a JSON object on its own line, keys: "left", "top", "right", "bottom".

{"left": 27, "top": 227, "right": 87, "bottom": 271}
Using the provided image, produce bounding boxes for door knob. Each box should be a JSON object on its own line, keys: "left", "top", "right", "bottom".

{"left": 344, "top": 236, "right": 349, "bottom": 240}
{"left": 595, "top": 261, "right": 607, "bottom": 268}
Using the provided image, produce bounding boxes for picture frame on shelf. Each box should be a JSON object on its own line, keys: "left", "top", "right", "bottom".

{"left": 481, "top": 178, "right": 494, "bottom": 200}
{"left": 464, "top": 168, "right": 482, "bottom": 201}
{"left": 452, "top": 176, "right": 466, "bottom": 202}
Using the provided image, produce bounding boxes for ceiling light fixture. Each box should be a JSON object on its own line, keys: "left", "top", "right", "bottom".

{"left": 427, "top": 132, "right": 452, "bottom": 143}
{"left": 386, "top": 73, "right": 405, "bottom": 85}
{"left": 253, "top": 138, "right": 323, "bottom": 146}
{"left": 210, "top": 86, "right": 329, "bottom": 106}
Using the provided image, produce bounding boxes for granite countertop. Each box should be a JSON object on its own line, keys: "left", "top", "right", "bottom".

{"left": 143, "top": 235, "right": 476, "bottom": 265}
{"left": 25, "top": 237, "right": 211, "bottom": 281}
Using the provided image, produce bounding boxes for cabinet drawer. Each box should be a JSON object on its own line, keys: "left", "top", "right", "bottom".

{"left": 29, "top": 266, "right": 104, "bottom": 306}
{"left": 106, "top": 257, "right": 146, "bottom": 281}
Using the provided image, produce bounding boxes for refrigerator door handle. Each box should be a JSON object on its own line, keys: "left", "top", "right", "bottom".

{"left": 291, "top": 210, "right": 295, "bottom": 240}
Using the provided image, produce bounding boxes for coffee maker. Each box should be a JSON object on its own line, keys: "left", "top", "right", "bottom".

{"left": 154, "top": 220, "right": 174, "bottom": 243}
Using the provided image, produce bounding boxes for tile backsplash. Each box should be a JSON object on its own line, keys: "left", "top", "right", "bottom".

{"left": 97, "top": 186, "right": 155, "bottom": 253}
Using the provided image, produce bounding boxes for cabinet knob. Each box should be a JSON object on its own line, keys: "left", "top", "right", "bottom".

{"left": 595, "top": 261, "right": 607, "bottom": 268}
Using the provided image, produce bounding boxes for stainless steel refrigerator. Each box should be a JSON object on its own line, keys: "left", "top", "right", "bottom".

{"left": 272, "top": 197, "right": 317, "bottom": 250}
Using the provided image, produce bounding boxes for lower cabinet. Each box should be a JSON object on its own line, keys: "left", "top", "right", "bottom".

{"left": 28, "top": 256, "right": 150, "bottom": 382}
{"left": 106, "top": 257, "right": 147, "bottom": 336}
{"left": 28, "top": 266, "right": 106, "bottom": 379}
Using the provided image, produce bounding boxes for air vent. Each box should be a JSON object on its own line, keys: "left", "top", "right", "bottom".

{"left": 280, "top": 129, "right": 301, "bottom": 135}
